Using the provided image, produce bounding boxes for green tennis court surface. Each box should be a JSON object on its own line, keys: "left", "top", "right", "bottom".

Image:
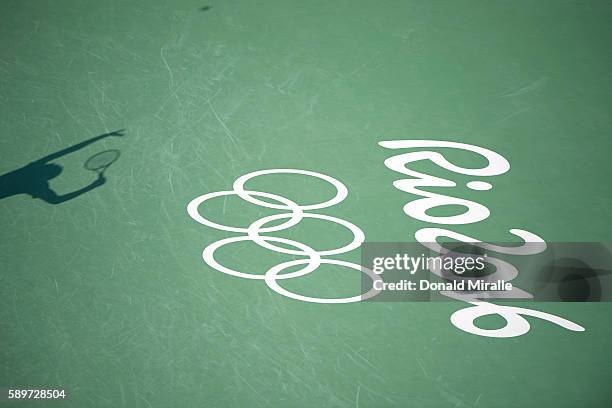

{"left": 1, "top": 1, "right": 611, "bottom": 407}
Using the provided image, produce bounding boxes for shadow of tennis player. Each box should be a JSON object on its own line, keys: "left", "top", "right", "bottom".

{"left": 0, "top": 129, "right": 124, "bottom": 204}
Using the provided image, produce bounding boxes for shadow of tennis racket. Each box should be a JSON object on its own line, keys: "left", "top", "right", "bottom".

{"left": 84, "top": 149, "right": 121, "bottom": 174}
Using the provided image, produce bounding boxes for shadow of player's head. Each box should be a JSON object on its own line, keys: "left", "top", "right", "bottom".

{"left": 41, "top": 163, "right": 62, "bottom": 180}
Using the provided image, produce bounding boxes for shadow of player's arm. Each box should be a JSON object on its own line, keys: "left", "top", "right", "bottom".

{"left": 37, "top": 176, "right": 106, "bottom": 204}
{"left": 35, "top": 130, "right": 125, "bottom": 164}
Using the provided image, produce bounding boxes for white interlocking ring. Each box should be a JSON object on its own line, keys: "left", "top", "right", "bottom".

{"left": 233, "top": 168, "right": 348, "bottom": 210}
{"left": 187, "top": 190, "right": 303, "bottom": 233}
{"left": 203, "top": 235, "right": 321, "bottom": 280}
{"left": 264, "top": 259, "right": 382, "bottom": 304}
{"left": 187, "top": 168, "right": 379, "bottom": 303}
{"left": 247, "top": 212, "right": 365, "bottom": 256}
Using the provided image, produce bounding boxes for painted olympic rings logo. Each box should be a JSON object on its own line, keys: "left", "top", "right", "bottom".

{"left": 186, "top": 169, "right": 382, "bottom": 304}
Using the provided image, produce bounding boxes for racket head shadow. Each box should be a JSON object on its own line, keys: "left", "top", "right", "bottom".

{"left": 84, "top": 149, "right": 121, "bottom": 172}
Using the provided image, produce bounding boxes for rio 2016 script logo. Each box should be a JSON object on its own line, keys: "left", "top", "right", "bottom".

{"left": 187, "top": 140, "right": 585, "bottom": 339}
